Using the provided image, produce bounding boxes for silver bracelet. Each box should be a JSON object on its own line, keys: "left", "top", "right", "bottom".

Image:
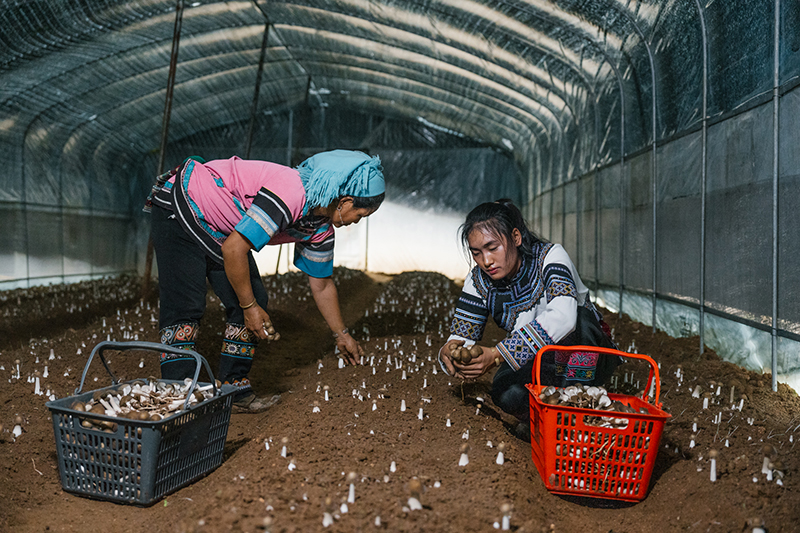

{"left": 332, "top": 328, "right": 349, "bottom": 338}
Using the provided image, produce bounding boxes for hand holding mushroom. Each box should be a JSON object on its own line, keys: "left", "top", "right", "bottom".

{"left": 453, "top": 344, "right": 499, "bottom": 380}
{"left": 439, "top": 339, "right": 466, "bottom": 376}
{"left": 243, "top": 306, "right": 280, "bottom": 341}
{"left": 336, "top": 332, "right": 364, "bottom": 366}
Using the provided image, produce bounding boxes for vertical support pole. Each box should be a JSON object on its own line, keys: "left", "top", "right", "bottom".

{"left": 695, "top": 0, "right": 708, "bottom": 355}
{"left": 275, "top": 108, "right": 295, "bottom": 274}
{"left": 245, "top": 24, "right": 270, "bottom": 160}
{"left": 549, "top": 181, "right": 555, "bottom": 243}
{"left": 576, "top": 176, "right": 581, "bottom": 277}
{"left": 594, "top": 168, "right": 600, "bottom": 295}
{"left": 142, "top": 0, "right": 184, "bottom": 299}
{"left": 286, "top": 109, "right": 294, "bottom": 166}
{"left": 364, "top": 115, "right": 373, "bottom": 271}
{"left": 546, "top": 145, "right": 551, "bottom": 240}
{"left": 619, "top": 155, "right": 625, "bottom": 315}
{"left": 365, "top": 218, "right": 370, "bottom": 272}
{"left": 648, "top": 53, "right": 658, "bottom": 334}
{"left": 614, "top": 14, "right": 658, "bottom": 331}
{"left": 561, "top": 139, "right": 567, "bottom": 247}
{"left": 771, "top": 0, "right": 781, "bottom": 392}
{"left": 562, "top": 181, "right": 566, "bottom": 248}
{"left": 274, "top": 244, "right": 282, "bottom": 275}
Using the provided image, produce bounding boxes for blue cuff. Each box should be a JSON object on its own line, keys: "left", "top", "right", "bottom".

{"left": 294, "top": 254, "right": 333, "bottom": 278}
{"left": 235, "top": 216, "right": 270, "bottom": 250}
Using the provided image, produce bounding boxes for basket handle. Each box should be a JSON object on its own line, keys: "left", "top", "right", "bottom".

{"left": 532, "top": 344, "right": 663, "bottom": 408}
{"left": 75, "top": 340, "right": 219, "bottom": 411}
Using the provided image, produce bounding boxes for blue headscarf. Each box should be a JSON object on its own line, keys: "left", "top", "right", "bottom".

{"left": 297, "top": 150, "right": 385, "bottom": 215}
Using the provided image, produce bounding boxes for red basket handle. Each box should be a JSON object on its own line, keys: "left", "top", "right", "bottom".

{"left": 532, "top": 344, "right": 663, "bottom": 408}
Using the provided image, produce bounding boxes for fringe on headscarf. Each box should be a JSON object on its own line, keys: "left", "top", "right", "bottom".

{"left": 297, "top": 150, "right": 385, "bottom": 215}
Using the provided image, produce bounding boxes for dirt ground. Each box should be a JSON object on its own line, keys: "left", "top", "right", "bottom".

{"left": 1, "top": 269, "right": 798, "bottom": 532}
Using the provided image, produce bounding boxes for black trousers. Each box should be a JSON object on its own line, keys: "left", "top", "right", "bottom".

{"left": 150, "top": 205, "right": 269, "bottom": 393}
{"left": 490, "top": 306, "right": 618, "bottom": 421}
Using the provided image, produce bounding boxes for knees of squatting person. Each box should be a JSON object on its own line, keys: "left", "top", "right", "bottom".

{"left": 489, "top": 354, "right": 563, "bottom": 441}
{"left": 490, "top": 336, "right": 619, "bottom": 440}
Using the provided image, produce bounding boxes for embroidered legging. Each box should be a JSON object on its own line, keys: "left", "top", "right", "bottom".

{"left": 151, "top": 205, "right": 268, "bottom": 393}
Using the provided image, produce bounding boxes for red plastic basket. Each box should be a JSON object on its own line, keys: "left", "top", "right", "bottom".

{"left": 525, "top": 345, "right": 670, "bottom": 502}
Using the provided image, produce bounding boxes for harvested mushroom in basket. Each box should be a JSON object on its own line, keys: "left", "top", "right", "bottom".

{"left": 538, "top": 384, "right": 647, "bottom": 429}
{"left": 72, "top": 378, "right": 215, "bottom": 431}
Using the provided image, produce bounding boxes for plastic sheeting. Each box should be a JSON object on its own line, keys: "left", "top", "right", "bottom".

{"left": 2, "top": 1, "right": 800, "bottom": 386}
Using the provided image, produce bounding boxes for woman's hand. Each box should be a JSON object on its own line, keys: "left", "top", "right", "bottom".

{"left": 336, "top": 333, "right": 364, "bottom": 365}
{"left": 243, "top": 305, "right": 273, "bottom": 340}
{"left": 439, "top": 339, "right": 465, "bottom": 377}
{"left": 453, "top": 345, "right": 499, "bottom": 380}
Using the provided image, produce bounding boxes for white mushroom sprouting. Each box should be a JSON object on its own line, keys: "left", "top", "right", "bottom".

{"left": 709, "top": 449, "right": 718, "bottom": 482}
{"left": 347, "top": 472, "right": 357, "bottom": 504}
{"left": 280, "top": 437, "right": 289, "bottom": 458}
{"left": 458, "top": 443, "right": 470, "bottom": 467}
{"left": 12, "top": 415, "right": 24, "bottom": 438}
{"left": 496, "top": 442, "right": 506, "bottom": 465}
{"left": 322, "top": 497, "right": 334, "bottom": 527}
{"left": 407, "top": 477, "right": 423, "bottom": 511}
{"left": 500, "top": 503, "right": 512, "bottom": 531}
{"left": 761, "top": 444, "right": 774, "bottom": 476}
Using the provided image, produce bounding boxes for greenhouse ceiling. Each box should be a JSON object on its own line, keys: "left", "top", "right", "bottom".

{"left": 1, "top": 0, "right": 744, "bottom": 194}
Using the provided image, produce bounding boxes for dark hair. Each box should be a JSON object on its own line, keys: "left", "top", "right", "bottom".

{"left": 351, "top": 192, "right": 385, "bottom": 210}
{"left": 460, "top": 199, "right": 547, "bottom": 258}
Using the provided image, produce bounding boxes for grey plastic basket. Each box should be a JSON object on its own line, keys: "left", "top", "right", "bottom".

{"left": 46, "top": 341, "right": 236, "bottom": 505}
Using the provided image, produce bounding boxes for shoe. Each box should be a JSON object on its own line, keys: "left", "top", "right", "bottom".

{"left": 232, "top": 393, "right": 280, "bottom": 414}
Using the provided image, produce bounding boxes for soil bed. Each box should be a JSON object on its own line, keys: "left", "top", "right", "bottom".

{"left": 0, "top": 269, "right": 798, "bottom": 532}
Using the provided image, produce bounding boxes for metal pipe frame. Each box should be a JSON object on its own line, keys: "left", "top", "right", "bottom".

{"left": 245, "top": 23, "right": 270, "bottom": 160}
{"left": 771, "top": 0, "right": 781, "bottom": 392}
{"left": 142, "top": 0, "right": 184, "bottom": 297}
{"left": 694, "top": 0, "right": 709, "bottom": 356}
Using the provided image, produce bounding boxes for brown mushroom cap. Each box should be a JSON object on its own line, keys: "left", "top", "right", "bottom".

{"left": 408, "top": 477, "right": 422, "bottom": 496}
